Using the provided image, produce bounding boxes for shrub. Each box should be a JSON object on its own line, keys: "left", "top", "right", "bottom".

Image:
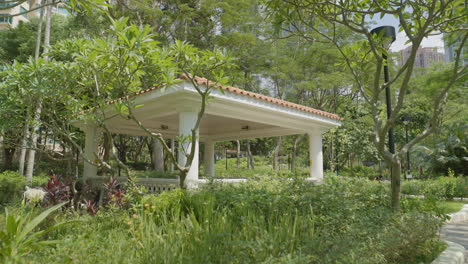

{"left": 132, "top": 170, "right": 178, "bottom": 179}
{"left": 402, "top": 177, "right": 468, "bottom": 199}
{"left": 340, "top": 165, "right": 381, "bottom": 180}
{"left": 25, "top": 176, "right": 445, "bottom": 264}
{"left": 0, "top": 202, "right": 73, "bottom": 262}
{"left": 0, "top": 171, "right": 25, "bottom": 205}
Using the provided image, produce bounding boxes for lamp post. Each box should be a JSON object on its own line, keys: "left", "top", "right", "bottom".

{"left": 402, "top": 116, "right": 411, "bottom": 177}
{"left": 370, "top": 26, "right": 396, "bottom": 156}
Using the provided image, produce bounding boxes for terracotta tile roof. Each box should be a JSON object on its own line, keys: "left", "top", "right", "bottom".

{"left": 184, "top": 75, "right": 342, "bottom": 121}
{"left": 107, "top": 75, "right": 343, "bottom": 121}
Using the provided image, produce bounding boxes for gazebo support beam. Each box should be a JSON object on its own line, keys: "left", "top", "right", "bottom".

{"left": 204, "top": 140, "right": 215, "bottom": 178}
{"left": 178, "top": 110, "right": 199, "bottom": 188}
{"left": 83, "top": 124, "right": 99, "bottom": 179}
{"left": 308, "top": 133, "right": 323, "bottom": 181}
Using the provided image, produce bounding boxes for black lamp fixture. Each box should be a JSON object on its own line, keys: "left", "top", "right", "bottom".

{"left": 370, "top": 26, "right": 396, "bottom": 155}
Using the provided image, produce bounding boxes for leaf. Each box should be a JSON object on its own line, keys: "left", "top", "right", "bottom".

{"left": 17, "top": 202, "right": 67, "bottom": 242}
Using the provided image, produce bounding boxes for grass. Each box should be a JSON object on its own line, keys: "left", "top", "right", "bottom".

{"left": 438, "top": 201, "right": 465, "bottom": 214}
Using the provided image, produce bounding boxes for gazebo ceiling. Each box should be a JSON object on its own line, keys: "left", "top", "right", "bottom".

{"left": 90, "top": 76, "right": 342, "bottom": 141}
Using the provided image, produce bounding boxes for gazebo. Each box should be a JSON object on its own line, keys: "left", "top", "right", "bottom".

{"left": 76, "top": 76, "right": 342, "bottom": 189}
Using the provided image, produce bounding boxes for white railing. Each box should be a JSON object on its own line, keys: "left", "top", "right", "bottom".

{"left": 87, "top": 176, "right": 178, "bottom": 193}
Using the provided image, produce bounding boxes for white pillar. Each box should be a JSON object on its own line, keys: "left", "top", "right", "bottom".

{"left": 308, "top": 133, "right": 323, "bottom": 181}
{"left": 83, "top": 124, "right": 99, "bottom": 179}
{"left": 178, "top": 110, "right": 199, "bottom": 188}
{"left": 204, "top": 140, "right": 215, "bottom": 177}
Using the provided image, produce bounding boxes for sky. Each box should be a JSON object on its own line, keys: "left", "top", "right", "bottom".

{"left": 371, "top": 14, "right": 445, "bottom": 52}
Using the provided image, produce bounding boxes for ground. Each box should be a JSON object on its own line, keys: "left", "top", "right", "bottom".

{"left": 441, "top": 220, "right": 468, "bottom": 263}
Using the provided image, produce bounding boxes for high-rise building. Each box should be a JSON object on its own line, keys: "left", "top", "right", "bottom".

{"left": 399, "top": 46, "right": 445, "bottom": 68}
{"left": 0, "top": 0, "right": 33, "bottom": 29}
{"left": 0, "top": 0, "right": 67, "bottom": 30}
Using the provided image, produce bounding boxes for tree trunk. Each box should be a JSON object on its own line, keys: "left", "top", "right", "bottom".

{"left": 19, "top": 6, "right": 42, "bottom": 176}
{"left": 146, "top": 138, "right": 153, "bottom": 164}
{"left": 133, "top": 137, "right": 145, "bottom": 163}
{"left": 246, "top": 140, "right": 254, "bottom": 169}
{"left": 34, "top": 3, "right": 44, "bottom": 60}
{"left": 291, "top": 134, "right": 305, "bottom": 172}
{"left": 25, "top": 105, "right": 42, "bottom": 182}
{"left": 390, "top": 160, "right": 402, "bottom": 211}
{"left": 152, "top": 138, "right": 164, "bottom": 172}
{"left": 236, "top": 140, "right": 240, "bottom": 169}
{"left": 3, "top": 147, "right": 15, "bottom": 170}
{"left": 18, "top": 123, "right": 30, "bottom": 176}
{"left": 273, "top": 136, "right": 282, "bottom": 171}
{"left": 25, "top": 1, "right": 52, "bottom": 182}
{"left": 102, "top": 132, "right": 111, "bottom": 176}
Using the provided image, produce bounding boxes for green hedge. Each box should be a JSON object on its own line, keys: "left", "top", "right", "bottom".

{"left": 402, "top": 177, "right": 468, "bottom": 199}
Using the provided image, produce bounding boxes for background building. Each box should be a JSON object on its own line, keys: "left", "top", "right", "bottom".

{"left": 0, "top": 0, "right": 67, "bottom": 30}
{"left": 0, "top": 0, "right": 34, "bottom": 30}
{"left": 399, "top": 46, "right": 445, "bottom": 68}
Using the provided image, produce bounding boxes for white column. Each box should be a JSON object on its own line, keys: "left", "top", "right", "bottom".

{"left": 178, "top": 110, "right": 199, "bottom": 188}
{"left": 83, "top": 124, "right": 99, "bottom": 179}
{"left": 308, "top": 133, "right": 323, "bottom": 181}
{"left": 204, "top": 140, "right": 215, "bottom": 177}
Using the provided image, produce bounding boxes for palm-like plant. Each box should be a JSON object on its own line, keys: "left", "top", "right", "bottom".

{"left": 0, "top": 202, "right": 77, "bottom": 260}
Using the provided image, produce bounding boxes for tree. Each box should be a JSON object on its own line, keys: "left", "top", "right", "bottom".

{"left": 266, "top": 0, "right": 467, "bottom": 210}
{"left": 0, "top": 0, "right": 107, "bottom": 18}
{"left": 38, "top": 18, "right": 234, "bottom": 188}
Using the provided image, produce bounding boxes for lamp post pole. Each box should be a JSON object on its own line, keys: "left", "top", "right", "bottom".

{"left": 405, "top": 125, "right": 410, "bottom": 173}
{"left": 383, "top": 52, "right": 395, "bottom": 155}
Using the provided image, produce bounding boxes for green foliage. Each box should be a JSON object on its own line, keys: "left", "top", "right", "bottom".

{"left": 0, "top": 171, "right": 48, "bottom": 205}
{"left": 0, "top": 202, "right": 72, "bottom": 261}
{"left": 0, "top": 15, "right": 70, "bottom": 63}
{"left": 402, "top": 177, "right": 468, "bottom": 199}
{"left": 340, "top": 165, "right": 381, "bottom": 180}
{"left": 0, "top": 171, "right": 25, "bottom": 206}
{"left": 138, "top": 188, "right": 186, "bottom": 215}
{"left": 132, "top": 170, "right": 178, "bottom": 179}
{"left": 15, "top": 177, "right": 445, "bottom": 263}
{"left": 211, "top": 157, "right": 309, "bottom": 178}
{"left": 437, "top": 201, "right": 465, "bottom": 214}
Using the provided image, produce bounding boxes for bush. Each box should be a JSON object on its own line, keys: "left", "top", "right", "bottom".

{"left": 340, "top": 165, "right": 381, "bottom": 180}
{"left": 132, "top": 170, "right": 178, "bottom": 179}
{"left": 0, "top": 171, "right": 25, "bottom": 205}
{"left": 402, "top": 176, "right": 468, "bottom": 199}
{"left": 25, "top": 176, "right": 444, "bottom": 264}
{"left": 0, "top": 171, "right": 49, "bottom": 205}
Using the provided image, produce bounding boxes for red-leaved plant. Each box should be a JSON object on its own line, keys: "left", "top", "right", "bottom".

{"left": 105, "top": 177, "right": 126, "bottom": 208}
{"left": 44, "top": 175, "right": 72, "bottom": 206}
{"left": 84, "top": 200, "right": 98, "bottom": 216}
